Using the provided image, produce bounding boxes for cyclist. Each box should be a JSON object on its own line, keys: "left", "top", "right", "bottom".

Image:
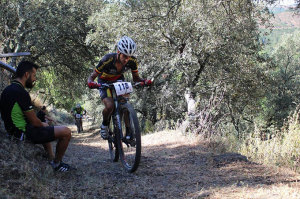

{"left": 87, "top": 36, "right": 152, "bottom": 139}
{"left": 71, "top": 103, "right": 86, "bottom": 131}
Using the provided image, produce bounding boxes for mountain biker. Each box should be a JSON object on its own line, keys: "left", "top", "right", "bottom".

{"left": 0, "top": 61, "right": 72, "bottom": 172}
{"left": 87, "top": 36, "right": 152, "bottom": 139}
{"left": 71, "top": 103, "right": 86, "bottom": 131}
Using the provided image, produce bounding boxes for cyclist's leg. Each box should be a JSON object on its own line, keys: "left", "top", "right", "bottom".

{"left": 102, "top": 97, "right": 114, "bottom": 124}
{"left": 80, "top": 117, "right": 83, "bottom": 130}
{"left": 99, "top": 86, "right": 114, "bottom": 139}
{"left": 99, "top": 85, "right": 114, "bottom": 125}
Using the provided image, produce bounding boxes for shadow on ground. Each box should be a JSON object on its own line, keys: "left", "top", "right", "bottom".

{"left": 1, "top": 125, "right": 299, "bottom": 199}
{"left": 52, "top": 129, "right": 300, "bottom": 199}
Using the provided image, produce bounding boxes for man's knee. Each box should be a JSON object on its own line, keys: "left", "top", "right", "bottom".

{"left": 63, "top": 127, "right": 71, "bottom": 139}
{"left": 65, "top": 127, "right": 71, "bottom": 139}
{"left": 54, "top": 126, "right": 72, "bottom": 139}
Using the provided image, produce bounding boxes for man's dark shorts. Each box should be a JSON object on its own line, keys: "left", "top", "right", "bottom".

{"left": 25, "top": 125, "right": 55, "bottom": 144}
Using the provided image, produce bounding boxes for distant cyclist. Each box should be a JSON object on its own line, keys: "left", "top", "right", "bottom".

{"left": 71, "top": 103, "right": 86, "bottom": 131}
{"left": 87, "top": 36, "right": 152, "bottom": 139}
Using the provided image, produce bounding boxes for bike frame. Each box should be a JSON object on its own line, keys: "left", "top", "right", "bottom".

{"left": 111, "top": 88, "right": 125, "bottom": 140}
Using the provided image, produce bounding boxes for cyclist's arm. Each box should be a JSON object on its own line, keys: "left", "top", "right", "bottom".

{"left": 129, "top": 57, "right": 143, "bottom": 82}
{"left": 87, "top": 70, "right": 98, "bottom": 84}
{"left": 132, "top": 72, "right": 144, "bottom": 82}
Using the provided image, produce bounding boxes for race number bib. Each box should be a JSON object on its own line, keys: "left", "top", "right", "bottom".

{"left": 75, "top": 114, "right": 81, "bottom": 119}
{"left": 113, "top": 82, "right": 133, "bottom": 96}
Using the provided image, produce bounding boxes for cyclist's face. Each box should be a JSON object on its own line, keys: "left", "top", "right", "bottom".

{"left": 119, "top": 53, "right": 131, "bottom": 66}
{"left": 25, "top": 68, "right": 37, "bottom": 88}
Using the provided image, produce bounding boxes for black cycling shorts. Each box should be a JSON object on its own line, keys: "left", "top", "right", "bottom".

{"left": 99, "top": 87, "right": 112, "bottom": 100}
{"left": 25, "top": 125, "right": 55, "bottom": 144}
{"left": 98, "top": 77, "right": 124, "bottom": 100}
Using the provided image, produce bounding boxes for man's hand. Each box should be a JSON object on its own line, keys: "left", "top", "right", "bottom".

{"left": 88, "top": 82, "right": 101, "bottom": 89}
{"left": 141, "top": 79, "right": 152, "bottom": 86}
{"left": 42, "top": 122, "right": 49, "bottom": 127}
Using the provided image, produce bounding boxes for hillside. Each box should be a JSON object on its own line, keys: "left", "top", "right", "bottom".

{"left": 271, "top": 10, "right": 300, "bottom": 29}
{"left": 1, "top": 124, "right": 300, "bottom": 198}
{"left": 261, "top": 6, "right": 300, "bottom": 47}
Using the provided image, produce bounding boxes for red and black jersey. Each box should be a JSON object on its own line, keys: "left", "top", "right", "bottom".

{"left": 95, "top": 53, "right": 138, "bottom": 82}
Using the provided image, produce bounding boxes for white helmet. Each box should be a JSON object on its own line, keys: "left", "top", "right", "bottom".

{"left": 117, "top": 36, "right": 136, "bottom": 56}
{"left": 76, "top": 103, "right": 81, "bottom": 108}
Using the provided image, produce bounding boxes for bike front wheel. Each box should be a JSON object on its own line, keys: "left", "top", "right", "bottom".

{"left": 76, "top": 119, "right": 81, "bottom": 133}
{"left": 117, "top": 103, "right": 141, "bottom": 173}
{"left": 108, "top": 122, "right": 119, "bottom": 162}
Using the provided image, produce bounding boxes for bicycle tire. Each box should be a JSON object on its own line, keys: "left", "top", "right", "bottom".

{"left": 108, "top": 121, "right": 119, "bottom": 162}
{"left": 116, "top": 103, "right": 141, "bottom": 173}
{"left": 76, "top": 119, "right": 81, "bottom": 133}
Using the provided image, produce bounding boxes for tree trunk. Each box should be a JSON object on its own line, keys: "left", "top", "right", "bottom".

{"left": 184, "top": 88, "right": 196, "bottom": 117}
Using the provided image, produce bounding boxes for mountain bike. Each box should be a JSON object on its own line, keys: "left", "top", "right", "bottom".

{"left": 99, "top": 81, "right": 142, "bottom": 173}
{"left": 74, "top": 114, "right": 83, "bottom": 133}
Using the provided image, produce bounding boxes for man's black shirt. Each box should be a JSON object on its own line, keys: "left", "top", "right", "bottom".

{"left": 0, "top": 80, "right": 33, "bottom": 133}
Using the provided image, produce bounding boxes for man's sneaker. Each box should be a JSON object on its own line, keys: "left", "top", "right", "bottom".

{"left": 100, "top": 124, "right": 109, "bottom": 140}
{"left": 50, "top": 161, "right": 70, "bottom": 172}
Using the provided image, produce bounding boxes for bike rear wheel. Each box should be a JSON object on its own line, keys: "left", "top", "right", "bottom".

{"left": 116, "top": 103, "right": 141, "bottom": 173}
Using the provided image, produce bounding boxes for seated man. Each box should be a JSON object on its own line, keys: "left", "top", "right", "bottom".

{"left": 37, "top": 106, "right": 55, "bottom": 125}
{"left": 0, "top": 61, "right": 72, "bottom": 172}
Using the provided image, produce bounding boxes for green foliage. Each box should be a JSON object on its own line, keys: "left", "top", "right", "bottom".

{"left": 1, "top": 0, "right": 299, "bottom": 138}
{"left": 263, "top": 28, "right": 299, "bottom": 52}
{"left": 49, "top": 108, "right": 74, "bottom": 124}
{"left": 0, "top": 0, "right": 101, "bottom": 109}
{"left": 260, "top": 31, "right": 300, "bottom": 127}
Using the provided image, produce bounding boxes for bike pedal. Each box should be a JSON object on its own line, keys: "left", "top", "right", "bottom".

{"left": 125, "top": 136, "right": 131, "bottom": 140}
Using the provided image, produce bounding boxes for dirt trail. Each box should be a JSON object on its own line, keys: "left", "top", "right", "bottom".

{"left": 56, "top": 124, "right": 300, "bottom": 199}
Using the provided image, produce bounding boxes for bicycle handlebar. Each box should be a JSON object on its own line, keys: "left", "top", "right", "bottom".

{"left": 97, "top": 81, "right": 150, "bottom": 90}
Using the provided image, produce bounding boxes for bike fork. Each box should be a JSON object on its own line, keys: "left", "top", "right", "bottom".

{"left": 113, "top": 111, "right": 124, "bottom": 140}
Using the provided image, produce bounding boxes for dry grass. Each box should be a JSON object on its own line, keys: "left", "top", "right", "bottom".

{"left": 1, "top": 124, "right": 300, "bottom": 198}
{"left": 0, "top": 133, "right": 57, "bottom": 198}
{"left": 211, "top": 108, "right": 300, "bottom": 173}
{"left": 197, "top": 182, "right": 300, "bottom": 199}
{"left": 238, "top": 126, "right": 300, "bottom": 171}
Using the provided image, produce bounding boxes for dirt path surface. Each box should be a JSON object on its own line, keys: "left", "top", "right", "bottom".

{"left": 55, "top": 125, "right": 300, "bottom": 199}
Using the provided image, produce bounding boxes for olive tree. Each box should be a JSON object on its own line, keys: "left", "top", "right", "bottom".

{"left": 0, "top": 0, "right": 103, "bottom": 109}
